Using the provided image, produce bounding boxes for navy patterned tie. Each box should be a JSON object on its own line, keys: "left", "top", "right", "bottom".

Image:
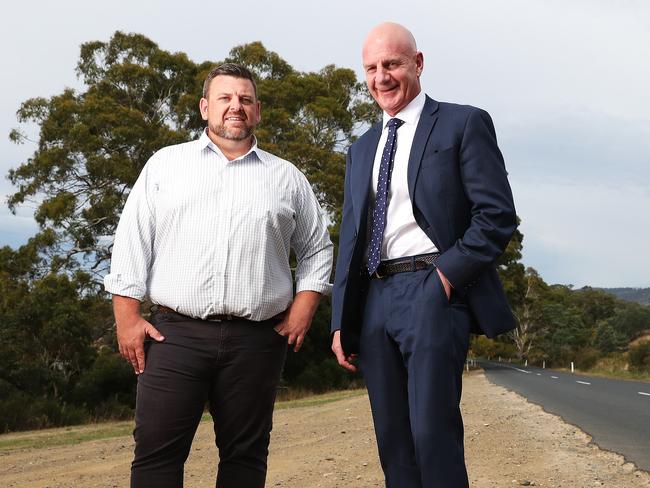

{"left": 367, "top": 117, "right": 404, "bottom": 275}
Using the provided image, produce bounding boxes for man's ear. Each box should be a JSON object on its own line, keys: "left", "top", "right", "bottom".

{"left": 416, "top": 52, "right": 424, "bottom": 77}
{"left": 199, "top": 97, "right": 209, "bottom": 121}
{"left": 255, "top": 100, "right": 262, "bottom": 124}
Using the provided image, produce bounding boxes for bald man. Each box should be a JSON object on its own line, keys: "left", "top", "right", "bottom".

{"left": 331, "top": 23, "right": 517, "bottom": 487}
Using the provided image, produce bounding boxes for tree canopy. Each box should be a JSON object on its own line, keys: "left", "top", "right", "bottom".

{"left": 8, "top": 31, "right": 377, "bottom": 281}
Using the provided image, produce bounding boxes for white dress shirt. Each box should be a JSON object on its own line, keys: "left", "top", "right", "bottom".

{"left": 371, "top": 91, "right": 439, "bottom": 259}
{"left": 104, "top": 130, "right": 333, "bottom": 321}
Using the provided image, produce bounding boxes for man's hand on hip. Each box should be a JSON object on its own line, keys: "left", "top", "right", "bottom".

{"left": 436, "top": 267, "right": 452, "bottom": 301}
{"left": 113, "top": 295, "right": 165, "bottom": 374}
{"left": 274, "top": 290, "right": 321, "bottom": 352}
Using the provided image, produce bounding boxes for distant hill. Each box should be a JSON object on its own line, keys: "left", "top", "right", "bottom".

{"left": 599, "top": 288, "right": 650, "bottom": 305}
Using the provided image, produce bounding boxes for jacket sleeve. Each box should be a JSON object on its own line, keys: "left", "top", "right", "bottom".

{"left": 330, "top": 149, "right": 357, "bottom": 332}
{"left": 434, "top": 108, "right": 517, "bottom": 292}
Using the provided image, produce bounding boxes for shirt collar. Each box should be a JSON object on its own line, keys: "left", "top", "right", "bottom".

{"left": 198, "top": 128, "right": 262, "bottom": 164}
{"left": 382, "top": 90, "right": 426, "bottom": 129}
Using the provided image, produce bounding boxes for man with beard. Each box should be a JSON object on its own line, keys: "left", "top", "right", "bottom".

{"left": 105, "top": 63, "right": 333, "bottom": 488}
{"left": 331, "top": 23, "right": 516, "bottom": 487}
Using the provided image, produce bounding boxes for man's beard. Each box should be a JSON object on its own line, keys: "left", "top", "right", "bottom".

{"left": 209, "top": 121, "right": 254, "bottom": 141}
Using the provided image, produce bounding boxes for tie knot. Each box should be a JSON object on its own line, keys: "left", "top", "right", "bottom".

{"left": 387, "top": 118, "right": 404, "bottom": 130}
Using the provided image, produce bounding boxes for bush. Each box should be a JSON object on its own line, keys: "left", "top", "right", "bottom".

{"left": 575, "top": 347, "right": 601, "bottom": 370}
{"left": 290, "top": 358, "right": 360, "bottom": 393}
{"left": 629, "top": 341, "right": 650, "bottom": 372}
{"left": 0, "top": 391, "right": 88, "bottom": 433}
{"left": 72, "top": 350, "right": 137, "bottom": 414}
{"left": 470, "top": 335, "right": 517, "bottom": 360}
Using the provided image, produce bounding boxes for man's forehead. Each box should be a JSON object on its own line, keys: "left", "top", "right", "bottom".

{"left": 209, "top": 76, "right": 255, "bottom": 94}
{"left": 363, "top": 47, "right": 412, "bottom": 65}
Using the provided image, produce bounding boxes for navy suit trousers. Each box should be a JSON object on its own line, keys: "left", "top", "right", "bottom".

{"left": 359, "top": 266, "right": 471, "bottom": 488}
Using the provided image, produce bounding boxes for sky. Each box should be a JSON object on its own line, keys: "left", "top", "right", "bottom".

{"left": 1, "top": 0, "right": 649, "bottom": 288}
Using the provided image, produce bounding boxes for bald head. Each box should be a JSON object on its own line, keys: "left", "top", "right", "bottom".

{"left": 362, "top": 22, "right": 423, "bottom": 116}
{"left": 363, "top": 22, "right": 418, "bottom": 59}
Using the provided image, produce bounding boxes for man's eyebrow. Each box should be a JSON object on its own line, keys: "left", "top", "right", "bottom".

{"left": 214, "top": 91, "right": 254, "bottom": 98}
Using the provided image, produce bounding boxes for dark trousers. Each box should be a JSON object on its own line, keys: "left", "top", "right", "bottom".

{"left": 359, "top": 266, "right": 472, "bottom": 488}
{"left": 131, "top": 312, "right": 287, "bottom": 488}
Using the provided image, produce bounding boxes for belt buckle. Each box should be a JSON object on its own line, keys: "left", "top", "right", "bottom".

{"left": 373, "top": 266, "right": 387, "bottom": 279}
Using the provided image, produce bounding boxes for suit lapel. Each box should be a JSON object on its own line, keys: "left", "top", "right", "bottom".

{"left": 352, "top": 123, "right": 382, "bottom": 231}
{"left": 407, "top": 96, "right": 440, "bottom": 199}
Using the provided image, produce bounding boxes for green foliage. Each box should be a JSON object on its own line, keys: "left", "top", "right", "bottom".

{"left": 282, "top": 297, "right": 360, "bottom": 392}
{"left": 606, "top": 304, "right": 650, "bottom": 339}
{"left": 72, "top": 350, "right": 137, "bottom": 416}
{"left": 593, "top": 321, "right": 628, "bottom": 352}
{"left": 500, "top": 265, "right": 650, "bottom": 369}
{"left": 0, "top": 243, "right": 113, "bottom": 432}
{"left": 470, "top": 335, "right": 517, "bottom": 360}
{"left": 497, "top": 222, "right": 526, "bottom": 308}
{"left": 574, "top": 347, "right": 601, "bottom": 370}
{"left": 629, "top": 341, "right": 650, "bottom": 372}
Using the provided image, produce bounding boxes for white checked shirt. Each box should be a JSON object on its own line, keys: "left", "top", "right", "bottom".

{"left": 104, "top": 130, "right": 333, "bottom": 321}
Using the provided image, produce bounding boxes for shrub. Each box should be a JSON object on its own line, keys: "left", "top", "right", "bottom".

{"left": 629, "top": 341, "right": 650, "bottom": 372}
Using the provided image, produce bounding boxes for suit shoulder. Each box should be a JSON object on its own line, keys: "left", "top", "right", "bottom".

{"left": 437, "top": 101, "right": 489, "bottom": 117}
{"left": 349, "top": 122, "right": 382, "bottom": 151}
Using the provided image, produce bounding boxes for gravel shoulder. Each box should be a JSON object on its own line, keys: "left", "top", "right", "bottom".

{"left": 1, "top": 370, "right": 649, "bottom": 487}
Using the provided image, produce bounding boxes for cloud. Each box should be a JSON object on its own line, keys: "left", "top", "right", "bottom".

{"left": 513, "top": 179, "right": 650, "bottom": 287}
{"left": 502, "top": 110, "right": 650, "bottom": 186}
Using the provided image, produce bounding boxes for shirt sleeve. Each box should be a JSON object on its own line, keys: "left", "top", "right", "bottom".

{"left": 103, "top": 159, "right": 156, "bottom": 300}
{"left": 290, "top": 171, "right": 334, "bottom": 295}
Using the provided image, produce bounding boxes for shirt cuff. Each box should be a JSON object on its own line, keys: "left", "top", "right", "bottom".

{"left": 103, "top": 273, "right": 147, "bottom": 301}
{"left": 295, "top": 279, "right": 333, "bottom": 296}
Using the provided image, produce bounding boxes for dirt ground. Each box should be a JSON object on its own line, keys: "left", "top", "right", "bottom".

{"left": 1, "top": 370, "right": 649, "bottom": 487}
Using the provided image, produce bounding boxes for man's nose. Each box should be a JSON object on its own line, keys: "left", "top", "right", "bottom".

{"left": 229, "top": 96, "right": 243, "bottom": 111}
{"left": 375, "top": 65, "right": 390, "bottom": 84}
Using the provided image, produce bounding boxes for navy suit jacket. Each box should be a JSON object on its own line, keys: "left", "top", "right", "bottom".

{"left": 331, "top": 96, "right": 518, "bottom": 355}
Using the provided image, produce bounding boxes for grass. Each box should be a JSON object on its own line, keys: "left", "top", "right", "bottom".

{"left": 0, "top": 389, "right": 366, "bottom": 452}
{"left": 572, "top": 368, "right": 650, "bottom": 383}
{"left": 0, "top": 422, "right": 134, "bottom": 451}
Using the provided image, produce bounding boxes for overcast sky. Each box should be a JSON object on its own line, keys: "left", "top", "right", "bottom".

{"left": 2, "top": 0, "right": 649, "bottom": 287}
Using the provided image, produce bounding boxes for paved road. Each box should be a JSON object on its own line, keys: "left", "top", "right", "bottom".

{"left": 480, "top": 360, "right": 650, "bottom": 472}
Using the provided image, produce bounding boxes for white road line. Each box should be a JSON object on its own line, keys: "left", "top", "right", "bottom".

{"left": 514, "top": 368, "right": 532, "bottom": 374}
{"left": 536, "top": 373, "right": 541, "bottom": 376}
{"left": 639, "top": 391, "right": 650, "bottom": 397}
{"left": 576, "top": 381, "right": 591, "bottom": 385}
{"left": 550, "top": 376, "right": 558, "bottom": 379}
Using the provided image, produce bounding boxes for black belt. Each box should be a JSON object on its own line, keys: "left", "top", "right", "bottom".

{"left": 154, "top": 305, "right": 285, "bottom": 322}
{"left": 368, "top": 252, "right": 440, "bottom": 279}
